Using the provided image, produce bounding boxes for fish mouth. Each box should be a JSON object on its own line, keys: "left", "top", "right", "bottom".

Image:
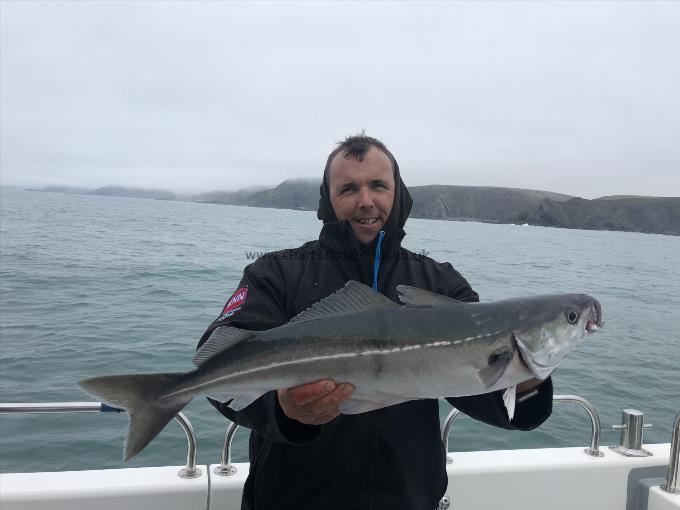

{"left": 586, "top": 299, "right": 603, "bottom": 333}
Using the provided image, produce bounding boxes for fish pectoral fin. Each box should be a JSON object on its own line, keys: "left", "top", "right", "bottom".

{"left": 288, "top": 280, "right": 398, "bottom": 325}
{"left": 339, "top": 397, "right": 410, "bottom": 415}
{"left": 477, "top": 350, "right": 513, "bottom": 389}
{"left": 227, "top": 395, "right": 260, "bottom": 411}
{"left": 207, "top": 391, "right": 264, "bottom": 411}
{"left": 502, "top": 385, "right": 517, "bottom": 421}
{"left": 193, "top": 326, "right": 254, "bottom": 366}
{"left": 396, "top": 286, "right": 463, "bottom": 307}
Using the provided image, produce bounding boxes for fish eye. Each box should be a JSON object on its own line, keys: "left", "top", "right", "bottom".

{"left": 566, "top": 309, "right": 579, "bottom": 324}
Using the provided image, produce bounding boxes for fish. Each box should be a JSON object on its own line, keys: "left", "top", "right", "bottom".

{"left": 79, "top": 280, "right": 602, "bottom": 461}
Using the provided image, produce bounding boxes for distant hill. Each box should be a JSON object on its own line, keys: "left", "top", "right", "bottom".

{"left": 595, "top": 195, "right": 657, "bottom": 200}
{"left": 27, "top": 185, "right": 92, "bottom": 194}
{"left": 247, "top": 179, "right": 320, "bottom": 210}
{"left": 86, "top": 186, "right": 175, "bottom": 200}
{"left": 189, "top": 180, "right": 320, "bottom": 210}
{"left": 27, "top": 181, "right": 679, "bottom": 235}
{"left": 190, "top": 186, "right": 269, "bottom": 205}
{"left": 526, "top": 196, "right": 680, "bottom": 235}
{"left": 408, "top": 185, "right": 573, "bottom": 223}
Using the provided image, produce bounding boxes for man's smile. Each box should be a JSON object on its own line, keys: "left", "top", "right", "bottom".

{"left": 354, "top": 217, "right": 381, "bottom": 225}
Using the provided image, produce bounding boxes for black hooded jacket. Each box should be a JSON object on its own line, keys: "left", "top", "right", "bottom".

{"left": 197, "top": 157, "right": 553, "bottom": 510}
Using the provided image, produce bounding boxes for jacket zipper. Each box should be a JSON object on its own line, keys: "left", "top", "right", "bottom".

{"left": 371, "top": 230, "right": 385, "bottom": 291}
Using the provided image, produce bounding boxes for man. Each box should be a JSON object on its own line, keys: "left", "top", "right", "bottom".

{"left": 198, "top": 135, "right": 552, "bottom": 510}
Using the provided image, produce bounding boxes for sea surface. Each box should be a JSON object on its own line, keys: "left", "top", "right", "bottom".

{"left": 0, "top": 187, "right": 678, "bottom": 473}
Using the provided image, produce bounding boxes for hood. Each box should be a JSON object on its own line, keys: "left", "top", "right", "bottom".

{"left": 316, "top": 154, "right": 413, "bottom": 253}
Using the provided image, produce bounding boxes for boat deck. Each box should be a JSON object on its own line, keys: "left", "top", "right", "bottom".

{"left": 1, "top": 443, "right": 677, "bottom": 510}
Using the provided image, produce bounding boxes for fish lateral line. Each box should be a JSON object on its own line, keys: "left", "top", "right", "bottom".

{"left": 162, "top": 335, "right": 505, "bottom": 399}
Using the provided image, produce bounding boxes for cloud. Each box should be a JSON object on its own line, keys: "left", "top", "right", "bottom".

{"left": 1, "top": 1, "right": 679, "bottom": 197}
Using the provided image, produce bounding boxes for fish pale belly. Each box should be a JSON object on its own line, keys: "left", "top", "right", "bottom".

{"left": 335, "top": 342, "right": 534, "bottom": 402}
{"left": 197, "top": 346, "right": 517, "bottom": 411}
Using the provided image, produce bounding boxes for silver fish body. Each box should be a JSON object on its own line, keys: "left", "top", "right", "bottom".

{"left": 79, "top": 281, "right": 602, "bottom": 460}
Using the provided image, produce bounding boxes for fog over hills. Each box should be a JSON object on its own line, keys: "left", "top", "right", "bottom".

{"left": 26, "top": 185, "right": 91, "bottom": 194}
{"left": 189, "top": 185, "right": 270, "bottom": 206}
{"left": 246, "top": 179, "right": 320, "bottom": 211}
{"left": 85, "top": 186, "right": 175, "bottom": 201}
{"left": 28, "top": 181, "right": 680, "bottom": 236}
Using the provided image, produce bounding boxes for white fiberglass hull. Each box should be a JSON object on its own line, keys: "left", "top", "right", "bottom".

{"left": 0, "top": 443, "right": 677, "bottom": 510}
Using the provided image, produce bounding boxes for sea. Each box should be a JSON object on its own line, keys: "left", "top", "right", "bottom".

{"left": 0, "top": 187, "right": 678, "bottom": 473}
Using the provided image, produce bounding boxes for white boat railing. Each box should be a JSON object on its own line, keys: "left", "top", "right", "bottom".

{"left": 440, "top": 407, "right": 462, "bottom": 464}
{"left": 214, "top": 421, "right": 241, "bottom": 476}
{"left": 0, "top": 402, "right": 200, "bottom": 478}
{"left": 662, "top": 411, "right": 680, "bottom": 494}
{"left": 0, "top": 395, "right": 635, "bottom": 472}
{"left": 1, "top": 400, "right": 679, "bottom": 510}
{"left": 441, "top": 394, "right": 604, "bottom": 463}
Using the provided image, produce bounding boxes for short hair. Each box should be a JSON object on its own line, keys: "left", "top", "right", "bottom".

{"left": 323, "top": 132, "right": 396, "bottom": 183}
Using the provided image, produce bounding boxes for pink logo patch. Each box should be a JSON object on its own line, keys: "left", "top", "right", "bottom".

{"left": 219, "top": 287, "right": 248, "bottom": 319}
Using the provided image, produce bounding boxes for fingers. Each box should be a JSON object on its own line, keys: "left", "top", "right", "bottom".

{"left": 288, "top": 379, "right": 337, "bottom": 406}
{"left": 278, "top": 380, "right": 355, "bottom": 425}
{"left": 303, "top": 383, "right": 352, "bottom": 415}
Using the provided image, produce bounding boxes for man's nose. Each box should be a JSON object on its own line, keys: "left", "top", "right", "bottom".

{"left": 357, "top": 187, "right": 374, "bottom": 208}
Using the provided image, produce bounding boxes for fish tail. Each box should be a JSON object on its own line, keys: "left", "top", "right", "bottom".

{"left": 78, "top": 372, "right": 190, "bottom": 461}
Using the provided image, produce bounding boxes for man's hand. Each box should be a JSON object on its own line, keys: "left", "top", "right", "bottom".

{"left": 277, "top": 380, "right": 354, "bottom": 426}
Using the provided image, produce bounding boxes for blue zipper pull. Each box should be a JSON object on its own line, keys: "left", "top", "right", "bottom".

{"left": 372, "top": 230, "right": 385, "bottom": 290}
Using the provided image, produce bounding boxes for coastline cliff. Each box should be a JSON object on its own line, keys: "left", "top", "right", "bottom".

{"left": 29, "top": 182, "right": 680, "bottom": 236}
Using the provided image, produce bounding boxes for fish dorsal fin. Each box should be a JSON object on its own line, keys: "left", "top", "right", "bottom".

{"left": 396, "top": 285, "right": 462, "bottom": 307}
{"left": 192, "top": 326, "right": 254, "bottom": 366}
{"left": 289, "top": 280, "right": 398, "bottom": 324}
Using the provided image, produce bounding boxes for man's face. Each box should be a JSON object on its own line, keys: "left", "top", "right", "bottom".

{"left": 328, "top": 147, "right": 395, "bottom": 245}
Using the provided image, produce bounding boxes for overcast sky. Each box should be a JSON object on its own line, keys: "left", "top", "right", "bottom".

{"left": 1, "top": 1, "right": 679, "bottom": 198}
